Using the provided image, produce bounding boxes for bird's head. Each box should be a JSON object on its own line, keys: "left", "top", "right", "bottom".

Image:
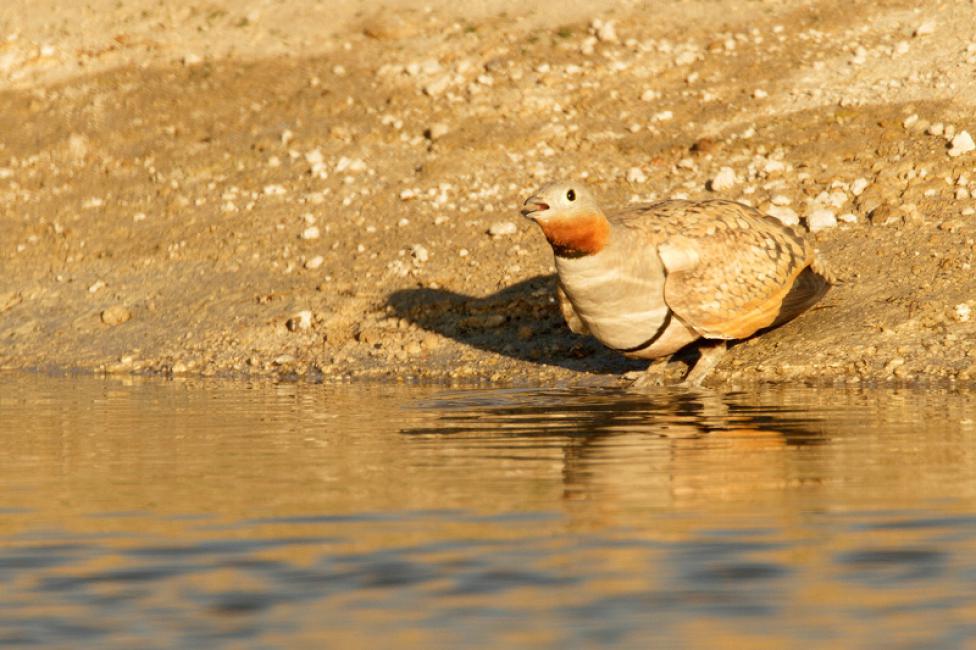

{"left": 520, "top": 181, "right": 609, "bottom": 257}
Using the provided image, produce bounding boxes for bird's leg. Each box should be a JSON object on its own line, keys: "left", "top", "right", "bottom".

{"left": 681, "top": 340, "right": 727, "bottom": 387}
{"left": 630, "top": 358, "right": 670, "bottom": 388}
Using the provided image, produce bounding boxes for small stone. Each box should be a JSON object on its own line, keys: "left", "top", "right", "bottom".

{"left": 287, "top": 310, "right": 313, "bottom": 332}
{"left": 273, "top": 354, "right": 296, "bottom": 365}
{"left": 913, "top": 20, "right": 936, "bottom": 37}
{"left": 953, "top": 303, "right": 972, "bottom": 322}
{"left": 423, "top": 74, "right": 452, "bottom": 97}
{"left": 753, "top": 89, "right": 768, "bottom": 99}
{"left": 626, "top": 167, "right": 647, "bottom": 183}
{"left": 301, "top": 226, "right": 320, "bottom": 240}
{"left": 411, "top": 244, "right": 429, "bottom": 262}
{"left": 488, "top": 221, "right": 518, "bottom": 238}
{"left": 593, "top": 19, "right": 617, "bottom": 43}
{"left": 426, "top": 122, "right": 449, "bottom": 140}
{"left": 766, "top": 205, "right": 799, "bottom": 226}
{"left": 927, "top": 122, "right": 944, "bottom": 136}
{"left": 903, "top": 114, "right": 919, "bottom": 129}
{"left": 88, "top": 280, "right": 106, "bottom": 294}
{"left": 763, "top": 159, "right": 787, "bottom": 176}
{"left": 709, "top": 167, "right": 737, "bottom": 192}
{"left": 838, "top": 212, "right": 858, "bottom": 223}
{"left": 948, "top": 131, "right": 975, "bottom": 157}
{"left": 850, "top": 178, "right": 870, "bottom": 196}
{"left": 404, "top": 341, "right": 422, "bottom": 356}
{"left": 101, "top": 305, "right": 131, "bottom": 326}
{"left": 422, "top": 333, "right": 441, "bottom": 349}
{"left": 362, "top": 12, "right": 419, "bottom": 40}
{"left": 304, "top": 255, "right": 324, "bottom": 270}
{"left": 806, "top": 208, "right": 838, "bottom": 232}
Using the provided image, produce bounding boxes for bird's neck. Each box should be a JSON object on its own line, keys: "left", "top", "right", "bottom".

{"left": 538, "top": 212, "right": 611, "bottom": 258}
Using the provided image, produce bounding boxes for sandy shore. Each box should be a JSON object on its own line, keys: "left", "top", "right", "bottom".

{"left": 2, "top": 0, "right": 976, "bottom": 386}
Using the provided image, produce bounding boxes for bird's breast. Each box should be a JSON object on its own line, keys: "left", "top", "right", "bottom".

{"left": 555, "top": 248, "right": 669, "bottom": 351}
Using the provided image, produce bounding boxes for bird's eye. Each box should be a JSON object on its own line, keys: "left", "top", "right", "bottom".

{"left": 566, "top": 189, "right": 576, "bottom": 201}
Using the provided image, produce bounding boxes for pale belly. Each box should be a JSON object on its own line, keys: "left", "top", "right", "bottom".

{"left": 556, "top": 254, "right": 700, "bottom": 356}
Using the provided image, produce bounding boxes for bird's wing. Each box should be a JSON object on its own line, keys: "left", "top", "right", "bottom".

{"left": 618, "top": 200, "right": 822, "bottom": 340}
{"left": 557, "top": 281, "right": 590, "bottom": 335}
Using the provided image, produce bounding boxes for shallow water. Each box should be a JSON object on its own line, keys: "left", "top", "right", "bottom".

{"left": 2, "top": 375, "right": 976, "bottom": 647}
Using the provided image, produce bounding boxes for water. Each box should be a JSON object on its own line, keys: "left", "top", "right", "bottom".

{"left": 2, "top": 374, "right": 976, "bottom": 647}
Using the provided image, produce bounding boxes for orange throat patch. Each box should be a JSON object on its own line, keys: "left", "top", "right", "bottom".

{"left": 537, "top": 212, "right": 610, "bottom": 257}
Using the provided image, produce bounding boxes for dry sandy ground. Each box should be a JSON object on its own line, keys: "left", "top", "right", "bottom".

{"left": 2, "top": 0, "right": 976, "bottom": 387}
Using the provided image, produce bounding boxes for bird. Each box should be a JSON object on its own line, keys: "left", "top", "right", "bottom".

{"left": 520, "top": 181, "right": 831, "bottom": 386}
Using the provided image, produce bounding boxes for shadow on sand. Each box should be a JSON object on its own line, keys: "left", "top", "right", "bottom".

{"left": 387, "top": 275, "right": 657, "bottom": 376}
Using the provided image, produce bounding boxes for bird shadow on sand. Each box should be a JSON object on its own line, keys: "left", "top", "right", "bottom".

{"left": 388, "top": 274, "right": 666, "bottom": 376}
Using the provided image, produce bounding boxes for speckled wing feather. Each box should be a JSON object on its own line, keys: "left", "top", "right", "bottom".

{"left": 612, "top": 200, "right": 819, "bottom": 340}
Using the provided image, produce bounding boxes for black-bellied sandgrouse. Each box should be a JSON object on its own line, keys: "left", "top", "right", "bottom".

{"left": 520, "top": 182, "right": 830, "bottom": 386}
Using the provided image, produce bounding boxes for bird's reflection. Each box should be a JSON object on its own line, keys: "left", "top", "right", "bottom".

{"left": 401, "top": 388, "right": 830, "bottom": 514}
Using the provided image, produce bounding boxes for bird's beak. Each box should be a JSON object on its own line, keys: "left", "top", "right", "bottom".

{"left": 520, "top": 196, "right": 549, "bottom": 219}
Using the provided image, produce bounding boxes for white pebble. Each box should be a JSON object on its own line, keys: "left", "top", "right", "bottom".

{"left": 763, "top": 159, "right": 786, "bottom": 175}
{"left": 488, "top": 221, "right": 518, "bottom": 238}
{"left": 427, "top": 122, "right": 449, "bottom": 140}
{"left": 423, "top": 74, "right": 452, "bottom": 96}
{"left": 459, "top": 248, "right": 469, "bottom": 257}
{"left": 766, "top": 206, "right": 799, "bottom": 226}
{"left": 927, "top": 122, "right": 944, "bottom": 136}
{"left": 850, "top": 177, "right": 870, "bottom": 196}
{"left": 626, "top": 167, "right": 647, "bottom": 183}
{"left": 263, "top": 184, "right": 286, "bottom": 196}
{"left": 640, "top": 89, "right": 660, "bottom": 102}
{"left": 398, "top": 217, "right": 410, "bottom": 227}
{"left": 593, "top": 19, "right": 617, "bottom": 43}
{"left": 838, "top": 212, "right": 858, "bottom": 223}
{"left": 954, "top": 303, "right": 972, "bottom": 322}
{"left": 903, "top": 114, "right": 918, "bottom": 129}
{"left": 709, "top": 167, "right": 737, "bottom": 192}
{"left": 753, "top": 89, "right": 768, "bottom": 99}
{"left": 652, "top": 110, "right": 673, "bottom": 122}
{"left": 948, "top": 131, "right": 975, "bottom": 157}
{"left": 304, "top": 255, "right": 324, "bottom": 270}
{"left": 301, "top": 226, "right": 320, "bottom": 240}
{"left": 806, "top": 208, "right": 838, "bottom": 232}
{"left": 88, "top": 280, "right": 106, "bottom": 294}
{"left": 290, "top": 310, "right": 313, "bottom": 331}
{"left": 411, "top": 244, "right": 429, "bottom": 262}
{"left": 914, "top": 20, "right": 936, "bottom": 37}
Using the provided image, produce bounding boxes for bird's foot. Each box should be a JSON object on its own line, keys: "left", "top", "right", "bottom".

{"left": 679, "top": 341, "right": 727, "bottom": 387}
{"left": 627, "top": 359, "right": 671, "bottom": 389}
